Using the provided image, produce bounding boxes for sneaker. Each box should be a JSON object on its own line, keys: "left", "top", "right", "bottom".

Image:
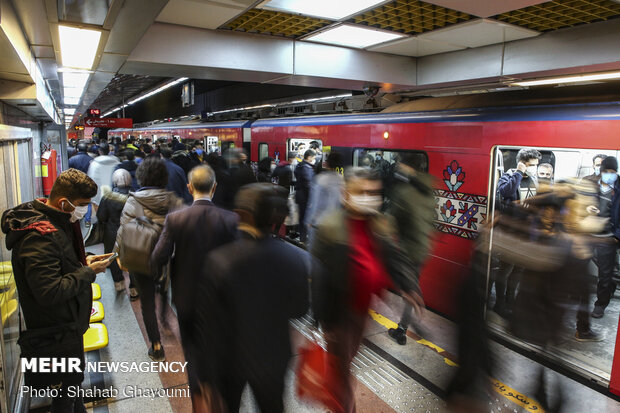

{"left": 388, "top": 326, "right": 407, "bottom": 345}
{"left": 575, "top": 329, "right": 603, "bottom": 342}
{"left": 591, "top": 305, "right": 604, "bottom": 319}
{"left": 148, "top": 345, "right": 165, "bottom": 362}
{"left": 129, "top": 288, "right": 139, "bottom": 301}
{"left": 114, "top": 281, "right": 125, "bottom": 292}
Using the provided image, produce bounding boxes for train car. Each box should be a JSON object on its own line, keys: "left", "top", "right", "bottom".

{"left": 109, "top": 120, "right": 250, "bottom": 154}
{"left": 249, "top": 102, "right": 620, "bottom": 396}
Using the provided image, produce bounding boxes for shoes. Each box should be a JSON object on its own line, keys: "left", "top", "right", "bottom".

{"left": 591, "top": 305, "right": 604, "bottom": 319}
{"left": 148, "top": 344, "right": 166, "bottom": 362}
{"left": 575, "top": 329, "right": 603, "bottom": 342}
{"left": 388, "top": 326, "right": 407, "bottom": 345}
{"left": 129, "top": 288, "right": 139, "bottom": 301}
{"left": 114, "top": 281, "right": 125, "bottom": 292}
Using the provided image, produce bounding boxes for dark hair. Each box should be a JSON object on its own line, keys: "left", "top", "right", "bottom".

{"left": 188, "top": 165, "right": 216, "bottom": 193}
{"left": 77, "top": 142, "right": 88, "bottom": 152}
{"left": 304, "top": 149, "right": 316, "bottom": 160}
{"left": 258, "top": 157, "right": 272, "bottom": 173}
{"left": 235, "top": 183, "right": 288, "bottom": 234}
{"left": 344, "top": 166, "right": 381, "bottom": 183}
{"left": 160, "top": 145, "right": 173, "bottom": 159}
{"left": 309, "top": 141, "right": 320, "bottom": 150}
{"left": 288, "top": 151, "right": 297, "bottom": 160}
{"left": 141, "top": 144, "right": 153, "bottom": 154}
{"left": 135, "top": 150, "right": 146, "bottom": 159}
{"left": 136, "top": 157, "right": 168, "bottom": 188}
{"left": 326, "top": 152, "right": 344, "bottom": 169}
{"left": 516, "top": 148, "right": 542, "bottom": 163}
{"left": 98, "top": 142, "right": 110, "bottom": 155}
{"left": 50, "top": 169, "right": 98, "bottom": 201}
{"left": 593, "top": 154, "right": 607, "bottom": 164}
{"left": 122, "top": 149, "right": 135, "bottom": 161}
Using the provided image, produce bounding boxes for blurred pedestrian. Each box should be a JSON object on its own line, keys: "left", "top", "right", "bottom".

{"left": 256, "top": 157, "right": 273, "bottom": 183}
{"left": 311, "top": 167, "right": 423, "bottom": 413}
{"left": 115, "top": 158, "right": 184, "bottom": 361}
{"left": 192, "top": 183, "right": 310, "bottom": 413}
{"left": 68, "top": 142, "right": 93, "bottom": 173}
{"left": 295, "top": 149, "right": 316, "bottom": 243}
{"left": 152, "top": 164, "right": 238, "bottom": 403}
{"left": 87, "top": 142, "right": 120, "bottom": 207}
{"left": 160, "top": 145, "right": 193, "bottom": 204}
{"left": 97, "top": 169, "right": 132, "bottom": 293}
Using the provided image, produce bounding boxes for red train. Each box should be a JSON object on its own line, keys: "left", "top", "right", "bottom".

{"left": 110, "top": 102, "right": 620, "bottom": 396}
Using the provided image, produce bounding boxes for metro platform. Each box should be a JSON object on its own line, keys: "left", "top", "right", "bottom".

{"left": 27, "top": 243, "right": 620, "bottom": 413}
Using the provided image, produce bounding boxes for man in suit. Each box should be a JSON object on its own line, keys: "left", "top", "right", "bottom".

{"left": 151, "top": 164, "right": 238, "bottom": 402}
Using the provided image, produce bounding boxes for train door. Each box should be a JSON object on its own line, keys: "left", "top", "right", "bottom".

{"left": 486, "top": 145, "right": 620, "bottom": 391}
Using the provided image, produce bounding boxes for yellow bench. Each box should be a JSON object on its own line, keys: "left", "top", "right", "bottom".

{"left": 92, "top": 283, "right": 101, "bottom": 300}
{"left": 90, "top": 301, "right": 104, "bottom": 323}
{"left": 84, "top": 323, "right": 108, "bottom": 352}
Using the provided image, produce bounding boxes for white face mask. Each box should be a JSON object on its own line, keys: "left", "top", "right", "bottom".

{"left": 526, "top": 165, "right": 538, "bottom": 177}
{"left": 594, "top": 166, "right": 601, "bottom": 175}
{"left": 64, "top": 200, "right": 89, "bottom": 223}
{"left": 347, "top": 194, "right": 382, "bottom": 215}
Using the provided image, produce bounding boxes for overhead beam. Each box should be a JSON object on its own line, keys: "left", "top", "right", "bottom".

{"left": 122, "top": 19, "right": 620, "bottom": 93}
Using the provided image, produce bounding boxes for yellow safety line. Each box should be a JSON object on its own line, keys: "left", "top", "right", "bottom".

{"left": 368, "top": 308, "right": 544, "bottom": 412}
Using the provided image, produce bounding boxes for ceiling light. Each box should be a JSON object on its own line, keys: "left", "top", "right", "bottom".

{"left": 64, "top": 87, "right": 83, "bottom": 98}
{"left": 64, "top": 108, "right": 76, "bottom": 115}
{"left": 305, "top": 24, "right": 406, "bottom": 49}
{"left": 58, "top": 25, "right": 102, "bottom": 70}
{"left": 62, "top": 72, "right": 90, "bottom": 89}
{"left": 64, "top": 96, "right": 80, "bottom": 105}
{"left": 262, "top": 0, "right": 385, "bottom": 20}
{"left": 511, "top": 71, "right": 620, "bottom": 86}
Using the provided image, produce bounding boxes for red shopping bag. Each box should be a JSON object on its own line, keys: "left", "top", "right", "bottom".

{"left": 296, "top": 340, "right": 345, "bottom": 413}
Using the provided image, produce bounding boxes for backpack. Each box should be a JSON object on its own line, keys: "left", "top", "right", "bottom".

{"left": 117, "top": 202, "right": 164, "bottom": 277}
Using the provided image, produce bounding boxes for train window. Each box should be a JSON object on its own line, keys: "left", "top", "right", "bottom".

{"left": 352, "top": 149, "right": 428, "bottom": 174}
{"left": 205, "top": 136, "right": 219, "bottom": 154}
{"left": 258, "top": 143, "right": 269, "bottom": 160}
{"left": 288, "top": 138, "right": 323, "bottom": 162}
{"left": 488, "top": 145, "right": 620, "bottom": 383}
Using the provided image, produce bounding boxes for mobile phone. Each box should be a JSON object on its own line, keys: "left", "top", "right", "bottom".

{"left": 104, "top": 253, "right": 118, "bottom": 263}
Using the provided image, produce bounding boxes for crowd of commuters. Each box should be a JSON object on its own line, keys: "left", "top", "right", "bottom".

{"left": 2, "top": 135, "right": 619, "bottom": 412}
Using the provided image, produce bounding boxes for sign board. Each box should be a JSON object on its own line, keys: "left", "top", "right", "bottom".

{"left": 88, "top": 109, "right": 101, "bottom": 117}
{"left": 84, "top": 118, "right": 133, "bottom": 128}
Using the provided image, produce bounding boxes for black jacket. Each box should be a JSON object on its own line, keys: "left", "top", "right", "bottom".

{"left": 295, "top": 161, "right": 314, "bottom": 204}
{"left": 192, "top": 235, "right": 310, "bottom": 387}
{"left": 1, "top": 200, "right": 95, "bottom": 334}
{"left": 151, "top": 199, "right": 239, "bottom": 323}
{"left": 97, "top": 188, "right": 129, "bottom": 250}
{"left": 272, "top": 162, "right": 293, "bottom": 189}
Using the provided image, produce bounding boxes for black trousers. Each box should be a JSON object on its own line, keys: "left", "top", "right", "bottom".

{"left": 222, "top": 363, "right": 288, "bottom": 413}
{"left": 50, "top": 385, "right": 86, "bottom": 413}
{"left": 103, "top": 237, "right": 123, "bottom": 283}
{"left": 131, "top": 272, "right": 161, "bottom": 343}
{"left": 594, "top": 240, "right": 618, "bottom": 308}
{"left": 297, "top": 201, "right": 308, "bottom": 242}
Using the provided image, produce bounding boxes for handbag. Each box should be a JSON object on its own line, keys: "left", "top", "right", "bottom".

{"left": 17, "top": 310, "right": 85, "bottom": 389}
{"left": 295, "top": 330, "right": 345, "bottom": 413}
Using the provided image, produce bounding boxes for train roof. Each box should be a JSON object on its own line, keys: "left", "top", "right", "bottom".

{"left": 251, "top": 102, "right": 620, "bottom": 127}
{"left": 109, "top": 119, "right": 251, "bottom": 133}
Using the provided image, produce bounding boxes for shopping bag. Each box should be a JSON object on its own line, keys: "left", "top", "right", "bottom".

{"left": 296, "top": 339, "right": 345, "bottom": 413}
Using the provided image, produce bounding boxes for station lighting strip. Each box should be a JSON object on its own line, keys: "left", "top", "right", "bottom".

{"left": 511, "top": 71, "right": 620, "bottom": 86}
{"left": 102, "top": 78, "right": 189, "bottom": 117}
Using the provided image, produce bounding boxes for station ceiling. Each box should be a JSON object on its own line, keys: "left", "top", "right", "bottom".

{"left": 2, "top": 0, "right": 620, "bottom": 126}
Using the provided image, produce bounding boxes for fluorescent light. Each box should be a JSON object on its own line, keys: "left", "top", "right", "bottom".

{"left": 58, "top": 25, "right": 102, "bottom": 70}
{"left": 64, "top": 108, "right": 76, "bottom": 115}
{"left": 305, "top": 24, "right": 406, "bottom": 49}
{"left": 64, "top": 96, "right": 80, "bottom": 105}
{"left": 262, "top": 0, "right": 385, "bottom": 20}
{"left": 127, "top": 78, "right": 188, "bottom": 105}
{"left": 512, "top": 71, "right": 620, "bottom": 86}
{"left": 62, "top": 72, "right": 89, "bottom": 89}
{"left": 64, "top": 87, "right": 83, "bottom": 98}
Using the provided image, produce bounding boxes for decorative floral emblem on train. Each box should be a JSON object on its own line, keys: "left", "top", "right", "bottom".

{"left": 434, "top": 160, "right": 487, "bottom": 240}
{"left": 443, "top": 160, "right": 465, "bottom": 191}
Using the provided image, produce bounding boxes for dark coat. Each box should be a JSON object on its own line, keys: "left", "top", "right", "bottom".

{"left": 191, "top": 235, "right": 310, "bottom": 390}
{"left": 294, "top": 161, "right": 314, "bottom": 204}
{"left": 97, "top": 188, "right": 129, "bottom": 252}
{"left": 1, "top": 199, "right": 95, "bottom": 334}
{"left": 608, "top": 179, "right": 620, "bottom": 239}
{"left": 497, "top": 169, "right": 524, "bottom": 204}
{"left": 151, "top": 199, "right": 239, "bottom": 322}
{"left": 272, "top": 162, "right": 294, "bottom": 189}
{"left": 68, "top": 152, "right": 93, "bottom": 173}
{"left": 164, "top": 159, "right": 192, "bottom": 204}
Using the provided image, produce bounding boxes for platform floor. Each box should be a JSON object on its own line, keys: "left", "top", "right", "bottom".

{"left": 28, "top": 243, "right": 620, "bottom": 412}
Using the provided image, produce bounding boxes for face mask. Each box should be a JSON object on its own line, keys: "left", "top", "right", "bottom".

{"left": 64, "top": 200, "right": 88, "bottom": 223}
{"left": 601, "top": 172, "right": 618, "bottom": 186}
{"left": 526, "top": 165, "right": 538, "bottom": 177}
{"left": 347, "top": 194, "right": 382, "bottom": 215}
{"left": 594, "top": 166, "right": 601, "bottom": 176}
{"left": 309, "top": 159, "right": 316, "bottom": 165}
{"left": 375, "top": 155, "right": 382, "bottom": 161}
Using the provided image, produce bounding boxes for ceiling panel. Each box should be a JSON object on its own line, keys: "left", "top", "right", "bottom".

{"left": 156, "top": 0, "right": 254, "bottom": 30}
{"left": 494, "top": 0, "right": 620, "bottom": 31}
{"left": 221, "top": 9, "right": 331, "bottom": 37}
{"left": 368, "top": 36, "right": 465, "bottom": 56}
{"left": 423, "top": 1, "right": 550, "bottom": 18}
{"left": 420, "top": 19, "right": 540, "bottom": 48}
{"left": 97, "top": 53, "right": 129, "bottom": 73}
{"left": 352, "top": 0, "right": 472, "bottom": 34}
{"left": 32, "top": 45, "right": 55, "bottom": 59}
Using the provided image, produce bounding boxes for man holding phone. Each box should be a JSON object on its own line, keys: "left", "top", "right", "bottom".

{"left": 2, "top": 169, "right": 113, "bottom": 413}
